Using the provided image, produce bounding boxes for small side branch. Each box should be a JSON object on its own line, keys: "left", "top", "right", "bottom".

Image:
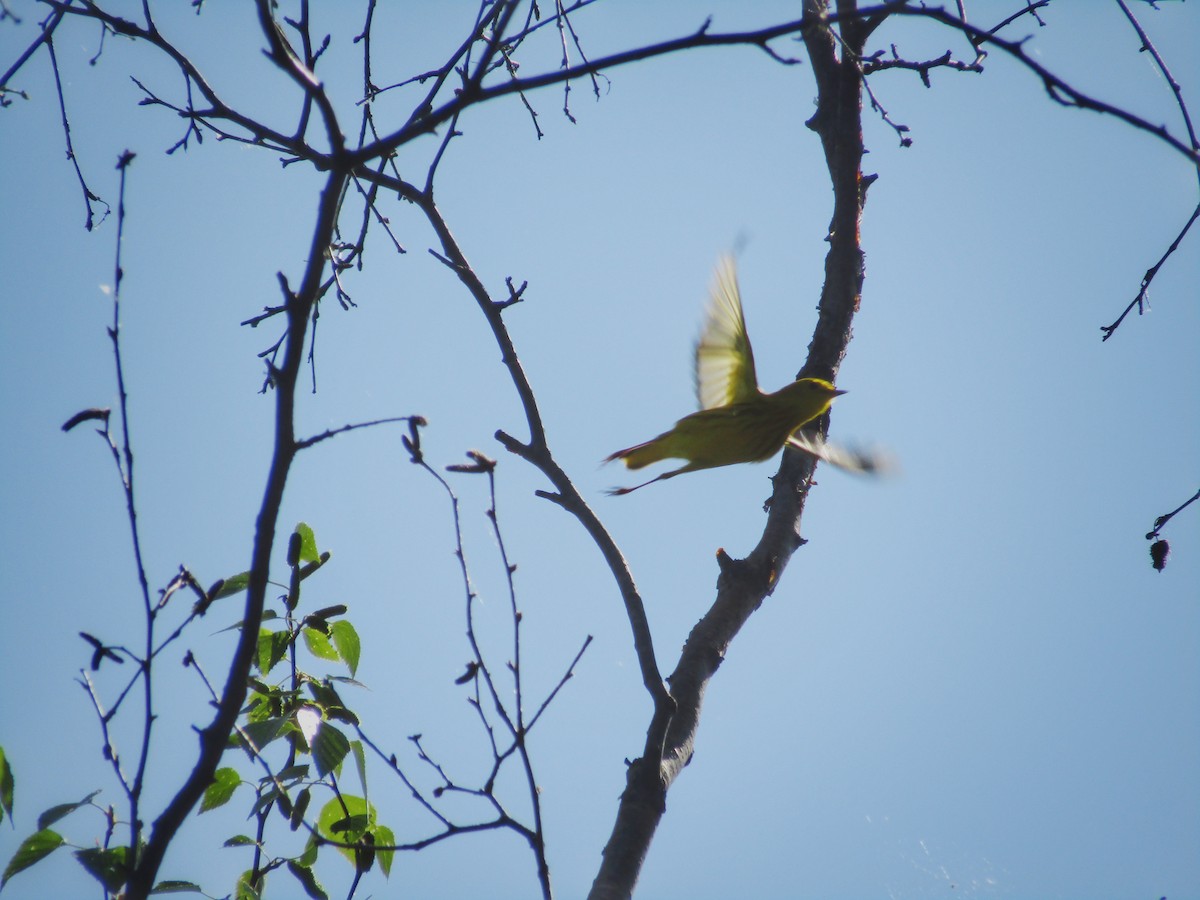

{"left": 45, "top": 28, "right": 109, "bottom": 229}
{"left": 0, "top": 6, "right": 62, "bottom": 105}
{"left": 883, "top": 4, "right": 1199, "bottom": 164}
{"left": 1146, "top": 487, "right": 1200, "bottom": 542}
{"left": 1144, "top": 486, "right": 1200, "bottom": 572}
{"left": 294, "top": 415, "right": 423, "bottom": 451}
{"left": 1115, "top": 0, "right": 1199, "bottom": 157}
{"left": 1100, "top": 203, "right": 1199, "bottom": 341}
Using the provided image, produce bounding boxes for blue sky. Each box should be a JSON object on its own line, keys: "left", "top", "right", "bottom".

{"left": 1, "top": 3, "right": 1197, "bottom": 898}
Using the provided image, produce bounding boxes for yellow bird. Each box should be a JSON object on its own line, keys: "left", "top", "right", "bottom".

{"left": 606, "top": 257, "right": 883, "bottom": 495}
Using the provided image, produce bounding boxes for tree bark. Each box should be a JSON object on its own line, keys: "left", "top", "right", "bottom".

{"left": 587, "top": 2, "right": 871, "bottom": 897}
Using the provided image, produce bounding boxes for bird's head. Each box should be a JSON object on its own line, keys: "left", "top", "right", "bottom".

{"left": 784, "top": 377, "right": 845, "bottom": 399}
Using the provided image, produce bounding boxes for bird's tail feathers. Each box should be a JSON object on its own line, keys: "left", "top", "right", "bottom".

{"left": 603, "top": 438, "right": 665, "bottom": 471}
{"left": 786, "top": 430, "right": 897, "bottom": 476}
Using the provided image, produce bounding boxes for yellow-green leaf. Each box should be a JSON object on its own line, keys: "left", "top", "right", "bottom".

{"left": 303, "top": 627, "right": 338, "bottom": 662}
{"left": 372, "top": 824, "right": 395, "bottom": 877}
{"left": 37, "top": 790, "right": 100, "bottom": 831}
{"left": 200, "top": 767, "right": 241, "bottom": 813}
{"left": 2, "top": 828, "right": 65, "bottom": 888}
{"left": 75, "top": 845, "right": 128, "bottom": 894}
{"left": 310, "top": 722, "right": 350, "bottom": 778}
{"left": 294, "top": 523, "right": 319, "bottom": 564}
{"left": 256, "top": 628, "right": 290, "bottom": 675}
{"left": 150, "top": 880, "right": 204, "bottom": 894}
{"left": 0, "top": 746, "right": 13, "bottom": 824}
{"left": 330, "top": 621, "right": 361, "bottom": 676}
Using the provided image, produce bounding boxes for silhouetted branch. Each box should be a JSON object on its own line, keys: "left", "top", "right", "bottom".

{"left": 44, "top": 25, "right": 108, "bottom": 229}
{"left": 294, "top": 415, "right": 425, "bottom": 451}
{"left": 1115, "top": 0, "right": 1198, "bottom": 157}
{"left": 0, "top": 6, "right": 58, "bottom": 105}
{"left": 1100, "top": 203, "right": 1200, "bottom": 341}
{"left": 590, "top": 2, "right": 869, "bottom": 896}
{"left": 884, "top": 4, "right": 1199, "bottom": 164}
{"left": 862, "top": 45, "right": 983, "bottom": 82}
{"left": 989, "top": 0, "right": 1049, "bottom": 36}
{"left": 1146, "top": 487, "right": 1200, "bottom": 542}
{"left": 127, "top": 161, "right": 350, "bottom": 900}
{"left": 1144, "top": 486, "right": 1200, "bottom": 572}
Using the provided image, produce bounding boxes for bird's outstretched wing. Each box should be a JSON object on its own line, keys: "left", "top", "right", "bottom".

{"left": 786, "top": 429, "right": 897, "bottom": 476}
{"left": 695, "top": 256, "right": 760, "bottom": 410}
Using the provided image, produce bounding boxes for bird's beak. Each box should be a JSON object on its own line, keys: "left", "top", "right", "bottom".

{"left": 833, "top": 389, "right": 848, "bottom": 397}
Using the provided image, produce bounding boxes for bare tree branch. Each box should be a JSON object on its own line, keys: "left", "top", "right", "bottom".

{"left": 128, "top": 167, "right": 349, "bottom": 899}
{"left": 1101, "top": 202, "right": 1200, "bottom": 341}
{"left": 588, "top": 1, "right": 871, "bottom": 895}
{"left": 884, "top": 4, "right": 1199, "bottom": 164}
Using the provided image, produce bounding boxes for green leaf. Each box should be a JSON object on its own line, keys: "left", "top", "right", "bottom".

{"left": 214, "top": 571, "right": 251, "bottom": 599}
{"left": 276, "top": 764, "right": 311, "bottom": 782}
{"left": 216, "top": 608, "right": 277, "bottom": 635}
{"left": 286, "top": 860, "right": 329, "bottom": 900}
{"left": 223, "top": 835, "right": 257, "bottom": 848}
{"left": 151, "top": 880, "right": 205, "bottom": 894}
{"left": 244, "top": 690, "right": 275, "bottom": 725}
{"left": 316, "top": 795, "right": 371, "bottom": 837}
{"left": 75, "top": 845, "right": 129, "bottom": 894}
{"left": 330, "top": 621, "right": 361, "bottom": 676}
{"left": 305, "top": 680, "right": 357, "bottom": 727}
{"left": 256, "top": 628, "right": 290, "bottom": 675}
{"left": 0, "top": 747, "right": 13, "bottom": 824}
{"left": 294, "top": 523, "right": 319, "bottom": 564}
{"left": 310, "top": 722, "right": 350, "bottom": 778}
{"left": 235, "top": 868, "right": 262, "bottom": 900}
{"left": 351, "top": 740, "right": 368, "bottom": 799}
{"left": 200, "top": 767, "right": 241, "bottom": 813}
{"left": 316, "top": 795, "right": 376, "bottom": 867}
{"left": 240, "top": 717, "right": 288, "bottom": 754}
{"left": 37, "top": 790, "right": 100, "bottom": 831}
{"left": 372, "top": 824, "right": 395, "bottom": 877}
{"left": 296, "top": 835, "right": 319, "bottom": 867}
{"left": 303, "top": 627, "right": 339, "bottom": 662}
{"left": 252, "top": 783, "right": 284, "bottom": 819}
{"left": 2, "top": 828, "right": 65, "bottom": 888}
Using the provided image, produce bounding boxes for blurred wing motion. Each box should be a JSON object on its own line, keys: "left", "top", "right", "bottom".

{"left": 605, "top": 254, "right": 897, "bottom": 496}
{"left": 786, "top": 429, "right": 897, "bottom": 476}
{"left": 695, "top": 256, "right": 759, "bottom": 410}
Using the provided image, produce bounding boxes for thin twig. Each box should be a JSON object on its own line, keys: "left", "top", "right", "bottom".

{"left": 482, "top": 462, "right": 553, "bottom": 896}
{"left": 1146, "top": 487, "right": 1200, "bottom": 540}
{"left": 294, "top": 415, "right": 422, "bottom": 451}
{"left": 1115, "top": 0, "right": 1198, "bottom": 161}
{"left": 44, "top": 29, "right": 108, "bottom": 229}
{"left": 1100, "top": 202, "right": 1200, "bottom": 340}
